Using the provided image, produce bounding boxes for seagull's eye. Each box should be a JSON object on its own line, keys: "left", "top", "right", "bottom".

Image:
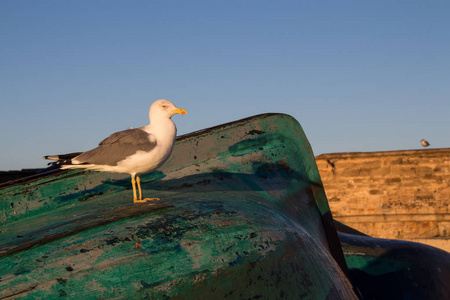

{"left": 161, "top": 105, "right": 168, "bottom": 109}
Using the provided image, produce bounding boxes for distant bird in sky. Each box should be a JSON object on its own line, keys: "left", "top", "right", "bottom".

{"left": 44, "top": 99, "right": 187, "bottom": 202}
{"left": 421, "top": 139, "right": 430, "bottom": 147}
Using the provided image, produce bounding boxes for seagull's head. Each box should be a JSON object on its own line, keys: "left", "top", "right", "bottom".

{"left": 149, "top": 99, "right": 187, "bottom": 120}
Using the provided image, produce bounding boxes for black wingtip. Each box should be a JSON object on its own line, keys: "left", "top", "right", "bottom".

{"left": 43, "top": 152, "right": 83, "bottom": 161}
{"left": 43, "top": 152, "right": 83, "bottom": 166}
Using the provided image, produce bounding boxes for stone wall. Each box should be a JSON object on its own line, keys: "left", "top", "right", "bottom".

{"left": 316, "top": 148, "right": 450, "bottom": 250}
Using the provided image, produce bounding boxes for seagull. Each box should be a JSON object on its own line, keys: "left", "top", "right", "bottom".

{"left": 421, "top": 139, "right": 430, "bottom": 147}
{"left": 44, "top": 99, "right": 187, "bottom": 203}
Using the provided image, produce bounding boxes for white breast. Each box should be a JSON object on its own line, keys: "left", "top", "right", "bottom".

{"left": 116, "top": 118, "right": 177, "bottom": 176}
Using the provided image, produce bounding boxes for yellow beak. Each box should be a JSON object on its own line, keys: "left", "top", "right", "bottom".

{"left": 173, "top": 108, "right": 187, "bottom": 115}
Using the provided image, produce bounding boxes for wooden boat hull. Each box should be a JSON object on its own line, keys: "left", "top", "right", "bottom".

{"left": 0, "top": 114, "right": 357, "bottom": 299}
{"left": 339, "top": 231, "right": 450, "bottom": 299}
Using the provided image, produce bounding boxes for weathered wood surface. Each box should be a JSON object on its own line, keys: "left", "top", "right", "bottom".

{"left": 340, "top": 231, "right": 450, "bottom": 299}
{"left": 0, "top": 114, "right": 357, "bottom": 299}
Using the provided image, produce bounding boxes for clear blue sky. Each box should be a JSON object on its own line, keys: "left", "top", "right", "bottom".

{"left": 1, "top": 0, "right": 449, "bottom": 170}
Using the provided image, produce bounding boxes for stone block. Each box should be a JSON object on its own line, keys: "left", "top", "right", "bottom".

{"left": 385, "top": 177, "right": 401, "bottom": 184}
{"left": 438, "top": 222, "right": 450, "bottom": 237}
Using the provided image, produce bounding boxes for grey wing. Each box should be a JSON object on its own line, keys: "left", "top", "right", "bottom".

{"left": 99, "top": 129, "right": 152, "bottom": 145}
{"left": 74, "top": 129, "right": 157, "bottom": 166}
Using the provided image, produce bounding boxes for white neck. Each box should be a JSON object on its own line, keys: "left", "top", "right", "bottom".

{"left": 141, "top": 117, "right": 177, "bottom": 143}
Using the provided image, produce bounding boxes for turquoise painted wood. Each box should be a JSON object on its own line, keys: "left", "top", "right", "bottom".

{"left": 0, "top": 114, "right": 357, "bottom": 299}
{"left": 339, "top": 232, "right": 450, "bottom": 299}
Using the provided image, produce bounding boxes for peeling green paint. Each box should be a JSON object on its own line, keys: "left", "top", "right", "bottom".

{"left": 339, "top": 232, "right": 450, "bottom": 299}
{"left": 0, "top": 114, "right": 356, "bottom": 299}
{"left": 345, "top": 255, "right": 411, "bottom": 276}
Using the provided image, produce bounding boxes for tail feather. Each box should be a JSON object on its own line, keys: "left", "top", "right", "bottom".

{"left": 43, "top": 152, "right": 83, "bottom": 166}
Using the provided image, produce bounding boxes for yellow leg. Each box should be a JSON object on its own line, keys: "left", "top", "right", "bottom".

{"left": 133, "top": 175, "right": 160, "bottom": 203}
{"left": 132, "top": 176, "right": 138, "bottom": 202}
{"left": 137, "top": 176, "right": 143, "bottom": 200}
